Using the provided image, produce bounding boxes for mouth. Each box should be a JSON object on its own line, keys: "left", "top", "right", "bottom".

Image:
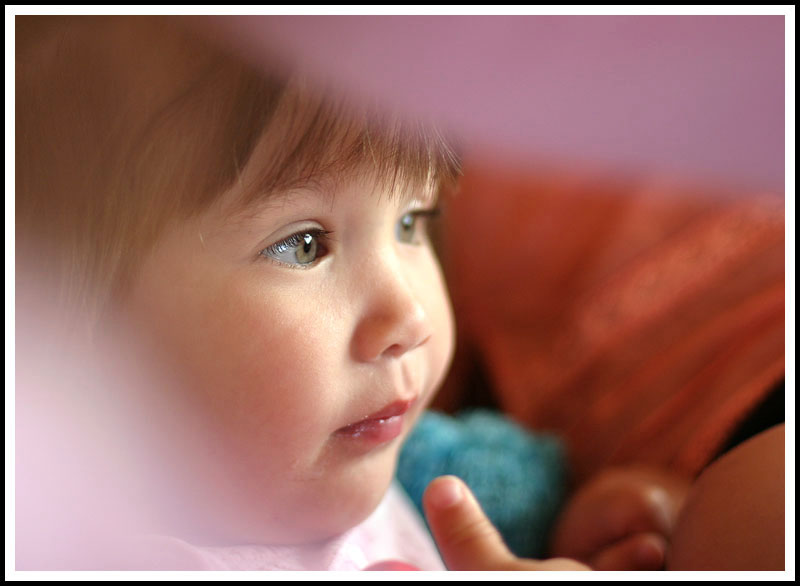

{"left": 334, "top": 398, "right": 416, "bottom": 444}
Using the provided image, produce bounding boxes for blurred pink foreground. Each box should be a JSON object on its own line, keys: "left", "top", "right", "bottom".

{"left": 196, "top": 15, "right": 785, "bottom": 192}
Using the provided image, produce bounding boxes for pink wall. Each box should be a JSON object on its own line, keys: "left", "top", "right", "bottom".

{"left": 201, "top": 15, "right": 786, "bottom": 192}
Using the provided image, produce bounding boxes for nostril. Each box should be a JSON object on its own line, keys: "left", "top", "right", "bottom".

{"left": 382, "top": 331, "right": 430, "bottom": 359}
{"left": 352, "top": 302, "right": 432, "bottom": 363}
{"left": 382, "top": 343, "right": 405, "bottom": 359}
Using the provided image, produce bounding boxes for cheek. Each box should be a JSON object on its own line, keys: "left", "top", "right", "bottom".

{"left": 421, "top": 257, "right": 456, "bottom": 390}
{"left": 178, "top": 281, "right": 344, "bottom": 452}
{"left": 125, "top": 258, "right": 343, "bottom": 466}
{"left": 125, "top": 273, "right": 362, "bottom": 539}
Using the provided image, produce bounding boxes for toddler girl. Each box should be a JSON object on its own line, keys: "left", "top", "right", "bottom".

{"left": 16, "top": 14, "right": 462, "bottom": 570}
{"left": 16, "top": 15, "right": 704, "bottom": 572}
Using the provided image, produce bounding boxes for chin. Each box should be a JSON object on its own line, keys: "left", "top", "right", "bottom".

{"left": 239, "top": 447, "right": 400, "bottom": 546}
{"left": 315, "top": 450, "right": 399, "bottom": 538}
{"left": 184, "top": 481, "right": 393, "bottom": 547}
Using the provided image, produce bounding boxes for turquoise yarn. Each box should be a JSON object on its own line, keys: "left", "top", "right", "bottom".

{"left": 396, "top": 409, "right": 566, "bottom": 559}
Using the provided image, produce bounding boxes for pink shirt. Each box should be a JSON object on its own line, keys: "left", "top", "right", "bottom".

{"left": 136, "top": 482, "right": 445, "bottom": 571}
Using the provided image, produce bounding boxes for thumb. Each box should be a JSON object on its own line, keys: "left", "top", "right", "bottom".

{"left": 422, "top": 475, "right": 516, "bottom": 570}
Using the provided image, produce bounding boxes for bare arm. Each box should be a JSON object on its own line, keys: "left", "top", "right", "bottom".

{"left": 667, "top": 424, "right": 785, "bottom": 571}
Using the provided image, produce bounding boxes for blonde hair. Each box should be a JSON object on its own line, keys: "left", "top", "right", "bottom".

{"left": 16, "top": 16, "right": 461, "bottom": 332}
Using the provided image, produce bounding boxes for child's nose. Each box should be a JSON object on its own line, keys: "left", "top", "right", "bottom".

{"left": 351, "top": 263, "right": 433, "bottom": 363}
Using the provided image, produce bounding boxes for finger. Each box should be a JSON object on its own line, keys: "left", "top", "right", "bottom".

{"left": 589, "top": 533, "right": 667, "bottom": 571}
{"left": 422, "top": 475, "right": 515, "bottom": 571}
{"left": 550, "top": 475, "right": 674, "bottom": 560}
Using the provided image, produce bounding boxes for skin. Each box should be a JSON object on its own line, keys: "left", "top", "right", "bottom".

{"left": 668, "top": 424, "right": 785, "bottom": 571}
{"left": 116, "top": 163, "right": 455, "bottom": 546}
{"left": 547, "top": 466, "right": 691, "bottom": 570}
{"left": 424, "top": 476, "right": 590, "bottom": 571}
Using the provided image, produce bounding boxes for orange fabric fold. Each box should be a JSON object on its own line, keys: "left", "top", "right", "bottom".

{"left": 437, "top": 161, "right": 785, "bottom": 482}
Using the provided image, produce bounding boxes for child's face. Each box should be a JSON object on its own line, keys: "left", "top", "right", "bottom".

{"left": 120, "top": 159, "right": 455, "bottom": 545}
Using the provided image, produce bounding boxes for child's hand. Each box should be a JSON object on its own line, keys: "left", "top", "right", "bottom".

{"left": 423, "top": 476, "right": 590, "bottom": 571}
{"left": 548, "top": 466, "right": 691, "bottom": 570}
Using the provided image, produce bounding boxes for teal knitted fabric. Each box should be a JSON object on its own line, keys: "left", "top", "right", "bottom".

{"left": 396, "top": 409, "right": 566, "bottom": 558}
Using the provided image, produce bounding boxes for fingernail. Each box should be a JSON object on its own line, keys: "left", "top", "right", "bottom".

{"left": 429, "top": 476, "right": 464, "bottom": 509}
{"left": 637, "top": 534, "right": 667, "bottom": 569}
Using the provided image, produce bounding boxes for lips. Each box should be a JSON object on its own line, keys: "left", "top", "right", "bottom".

{"left": 334, "top": 399, "right": 415, "bottom": 444}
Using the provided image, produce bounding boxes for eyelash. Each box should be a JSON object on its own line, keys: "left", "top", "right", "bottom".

{"left": 260, "top": 229, "right": 333, "bottom": 269}
{"left": 408, "top": 208, "right": 441, "bottom": 223}
{"left": 259, "top": 207, "right": 441, "bottom": 268}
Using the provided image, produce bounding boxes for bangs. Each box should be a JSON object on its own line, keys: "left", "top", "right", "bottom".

{"left": 223, "top": 75, "right": 463, "bottom": 214}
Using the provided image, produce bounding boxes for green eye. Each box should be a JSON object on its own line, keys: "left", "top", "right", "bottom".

{"left": 261, "top": 230, "right": 330, "bottom": 267}
{"left": 296, "top": 233, "right": 317, "bottom": 263}
{"left": 396, "top": 213, "right": 417, "bottom": 244}
{"left": 396, "top": 209, "right": 440, "bottom": 245}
